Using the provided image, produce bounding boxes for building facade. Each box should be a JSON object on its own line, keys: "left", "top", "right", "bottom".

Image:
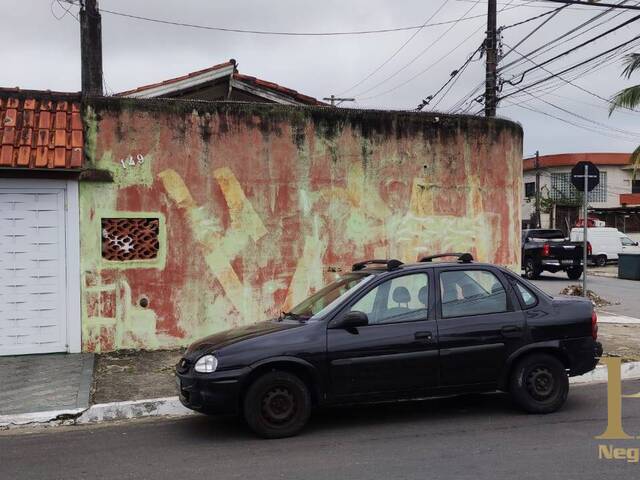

{"left": 522, "top": 152, "right": 640, "bottom": 235}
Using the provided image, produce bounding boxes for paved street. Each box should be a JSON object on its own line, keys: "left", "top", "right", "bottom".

{"left": 531, "top": 271, "right": 640, "bottom": 318}
{"left": 3, "top": 380, "right": 640, "bottom": 480}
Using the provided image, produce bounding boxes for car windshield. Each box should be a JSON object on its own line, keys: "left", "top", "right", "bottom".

{"left": 286, "top": 273, "right": 374, "bottom": 320}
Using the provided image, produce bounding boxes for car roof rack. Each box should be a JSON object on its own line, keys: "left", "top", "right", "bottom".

{"left": 419, "top": 252, "right": 474, "bottom": 263}
{"left": 352, "top": 259, "right": 404, "bottom": 271}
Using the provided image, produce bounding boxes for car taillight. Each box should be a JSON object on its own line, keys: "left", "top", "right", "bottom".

{"left": 587, "top": 241, "right": 592, "bottom": 256}
{"left": 542, "top": 243, "right": 550, "bottom": 257}
{"left": 592, "top": 310, "right": 598, "bottom": 340}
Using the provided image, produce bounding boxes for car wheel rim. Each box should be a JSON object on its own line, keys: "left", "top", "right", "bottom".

{"left": 526, "top": 366, "right": 555, "bottom": 400}
{"left": 525, "top": 261, "right": 534, "bottom": 278}
{"left": 261, "top": 386, "right": 296, "bottom": 425}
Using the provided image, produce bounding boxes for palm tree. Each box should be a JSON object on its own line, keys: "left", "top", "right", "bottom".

{"left": 609, "top": 53, "right": 640, "bottom": 169}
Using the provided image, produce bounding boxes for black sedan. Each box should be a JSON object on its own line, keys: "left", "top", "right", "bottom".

{"left": 176, "top": 254, "right": 602, "bottom": 438}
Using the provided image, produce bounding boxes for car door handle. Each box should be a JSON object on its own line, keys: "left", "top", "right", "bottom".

{"left": 415, "top": 331, "right": 433, "bottom": 341}
{"left": 501, "top": 326, "right": 523, "bottom": 337}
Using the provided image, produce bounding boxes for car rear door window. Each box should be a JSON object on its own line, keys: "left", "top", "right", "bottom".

{"left": 514, "top": 282, "right": 537, "bottom": 307}
{"left": 349, "top": 273, "right": 429, "bottom": 325}
{"left": 440, "top": 270, "right": 507, "bottom": 318}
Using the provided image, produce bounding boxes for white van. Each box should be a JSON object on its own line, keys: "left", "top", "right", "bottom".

{"left": 570, "top": 227, "right": 640, "bottom": 266}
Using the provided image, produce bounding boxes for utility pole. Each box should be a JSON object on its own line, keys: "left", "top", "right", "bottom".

{"left": 323, "top": 95, "right": 355, "bottom": 107}
{"left": 80, "top": 0, "right": 104, "bottom": 96}
{"left": 535, "top": 150, "right": 541, "bottom": 228}
{"left": 484, "top": 0, "right": 498, "bottom": 117}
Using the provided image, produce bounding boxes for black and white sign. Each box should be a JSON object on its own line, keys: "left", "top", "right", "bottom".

{"left": 571, "top": 161, "right": 600, "bottom": 192}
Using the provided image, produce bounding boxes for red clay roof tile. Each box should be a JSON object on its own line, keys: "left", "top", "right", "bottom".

{"left": 0, "top": 89, "right": 83, "bottom": 169}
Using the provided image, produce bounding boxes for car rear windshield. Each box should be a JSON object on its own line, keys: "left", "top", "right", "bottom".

{"left": 289, "top": 273, "right": 374, "bottom": 319}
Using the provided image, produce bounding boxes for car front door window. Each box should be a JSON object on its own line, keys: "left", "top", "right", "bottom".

{"left": 440, "top": 270, "right": 507, "bottom": 318}
{"left": 349, "top": 273, "right": 429, "bottom": 324}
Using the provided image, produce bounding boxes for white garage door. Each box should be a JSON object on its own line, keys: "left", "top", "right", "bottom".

{"left": 0, "top": 187, "right": 68, "bottom": 355}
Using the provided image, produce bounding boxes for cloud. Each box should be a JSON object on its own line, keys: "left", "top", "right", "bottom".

{"left": 1, "top": 0, "right": 637, "bottom": 154}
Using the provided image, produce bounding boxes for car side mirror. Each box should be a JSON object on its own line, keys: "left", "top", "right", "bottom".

{"left": 335, "top": 311, "right": 368, "bottom": 329}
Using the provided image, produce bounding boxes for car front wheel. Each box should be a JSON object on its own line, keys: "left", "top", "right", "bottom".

{"left": 243, "top": 370, "right": 311, "bottom": 439}
{"left": 510, "top": 353, "right": 568, "bottom": 414}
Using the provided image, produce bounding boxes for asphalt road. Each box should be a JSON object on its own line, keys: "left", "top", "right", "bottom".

{"left": 3, "top": 380, "right": 640, "bottom": 480}
{"left": 530, "top": 271, "right": 640, "bottom": 317}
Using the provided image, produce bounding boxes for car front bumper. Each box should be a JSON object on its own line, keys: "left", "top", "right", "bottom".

{"left": 175, "top": 367, "right": 247, "bottom": 415}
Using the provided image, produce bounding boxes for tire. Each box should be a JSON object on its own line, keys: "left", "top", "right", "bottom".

{"left": 524, "top": 257, "right": 541, "bottom": 280}
{"left": 566, "top": 267, "right": 583, "bottom": 280}
{"left": 242, "top": 370, "right": 311, "bottom": 439}
{"left": 595, "top": 255, "right": 607, "bottom": 268}
{"left": 510, "top": 353, "right": 569, "bottom": 414}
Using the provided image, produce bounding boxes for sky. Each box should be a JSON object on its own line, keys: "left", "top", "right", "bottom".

{"left": 1, "top": 0, "right": 639, "bottom": 156}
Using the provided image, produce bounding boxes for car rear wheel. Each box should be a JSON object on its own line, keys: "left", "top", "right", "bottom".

{"left": 566, "top": 267, "right": 583, "bottom": 280}
{"left": 595, "top": 255, "right": 607, "bottom": 267}
{"left": 243, "top": 370, "right": 311, "bottom": 439}
{"left": 510, "top": 353, "right": 568, "bottom": 414}
{"left": 524, "top": 257, "right": 541, "bottom": 280}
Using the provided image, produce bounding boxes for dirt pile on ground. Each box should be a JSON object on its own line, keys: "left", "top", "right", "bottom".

{"left": 560, "top": 285, "right": 612, "bottom": 307}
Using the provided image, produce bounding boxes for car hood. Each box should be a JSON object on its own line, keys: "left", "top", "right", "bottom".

{"left": 185, "top": 319, "right": 303, "bottom": 357}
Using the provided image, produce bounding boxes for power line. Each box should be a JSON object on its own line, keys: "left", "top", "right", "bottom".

{"left": 95, "top": 4, "right": 526, "bottom": 37}
{"left": 500, "top": 34, "right": 640, "bottom": 101}
{"left": 541, "top": 0, "right": 640, "bottom": 11}
{"left": 338, "top": 0, "right": 451, "bottom": 95}
{"left": 501, "top": 4, "right": 569, "bottom": 61}
{"left": 501, "top": 3, "right": 568, "bottom": 29}
{"left": 498, "top": 2, "right": 626, "bottom": 73}
{"left": 502, "top": 43, "right": 640, "bottom": 112}
{"left": 503, "top": 13, "right": 640, "bottom": 87}
{"left": 416, "top": 44, "right": 484, "bottom": 110}
{"left": 502, "top": 100, "right": 640, "bottom": 142}
{"left": 352, "top": 0, "right": 484, "bottom": 98}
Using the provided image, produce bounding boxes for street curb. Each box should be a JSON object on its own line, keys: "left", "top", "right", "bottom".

{"left": 4, "top": 362, "right": 640, "bottom": 429}
{"left": 0, "top": 397, "right": 192, "bottom": 429}
{"left": 76, "top": 396, "right": 194, "bottom": 424}
{"left": 588, "top": 271, "right": 618, "bottom": 279}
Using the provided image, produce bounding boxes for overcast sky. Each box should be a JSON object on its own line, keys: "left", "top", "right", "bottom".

{"left": 1, "top": 0, "right": 639, "bottom": 155}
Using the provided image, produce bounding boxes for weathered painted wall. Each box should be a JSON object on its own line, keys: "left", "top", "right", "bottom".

{"left": 80, "top": 99, "right": 522, "bottom": 352}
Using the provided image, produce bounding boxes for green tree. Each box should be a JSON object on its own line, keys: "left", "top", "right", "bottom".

{"left": 609, "top": 53, "right": 640, "bottom": 169}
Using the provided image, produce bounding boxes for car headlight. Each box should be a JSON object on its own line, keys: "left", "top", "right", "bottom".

{"left": 194, "top": 354, "right": 218, "bottom": 373}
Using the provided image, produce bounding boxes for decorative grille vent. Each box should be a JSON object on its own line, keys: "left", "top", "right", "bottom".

{"left": 101, "top": 218, "right": 160, "bottom": 261}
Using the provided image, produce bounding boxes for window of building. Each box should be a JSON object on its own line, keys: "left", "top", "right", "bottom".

{"left": 440, "top": 270, "right": 507, "bottom": 318}
{"left": 632, "top": 180, "right": 640, "bottom": 194}
{"left": 524, "top": 181, "right": 536, "bottom": 198}
{"left": 102, "top": 218, "right": 160, "bottom": 261}
{"left": 550, "top": 171, "right": 607, "bottom": 203}
{"left": 348, "top": 273, "right": 429, "bottom": 325}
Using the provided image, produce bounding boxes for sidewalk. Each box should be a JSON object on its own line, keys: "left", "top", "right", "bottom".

{"left": 0, "top": 353, "right": 94, "bottom": 416}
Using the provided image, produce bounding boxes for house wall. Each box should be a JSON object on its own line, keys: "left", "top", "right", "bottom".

{"left": 79, "top": 99, "right": 523, "bottom": 352}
